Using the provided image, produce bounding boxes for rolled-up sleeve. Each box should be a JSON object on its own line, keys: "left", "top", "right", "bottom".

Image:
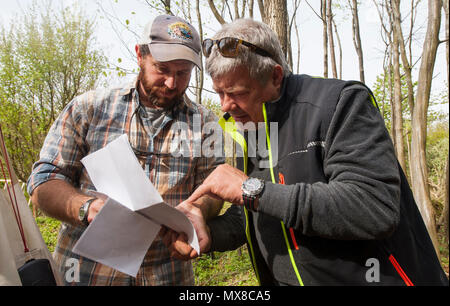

{"left": 27, "top": 96, "right": 90, "bottom": 195}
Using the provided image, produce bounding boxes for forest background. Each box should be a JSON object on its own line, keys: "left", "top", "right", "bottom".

{"left": 0, "top": 0, "right": 448, "bottom": 285}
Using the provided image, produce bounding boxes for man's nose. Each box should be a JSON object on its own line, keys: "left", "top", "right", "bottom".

{"left": 165, "top": 75, "right": 177, "bottom": 90}
{"left": 221, "top": 95, "right": 235, "bottom": 113}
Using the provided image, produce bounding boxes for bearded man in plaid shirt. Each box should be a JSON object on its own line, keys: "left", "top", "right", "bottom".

{"left": 27, "top": 14, "right": 224, "bottom": 286}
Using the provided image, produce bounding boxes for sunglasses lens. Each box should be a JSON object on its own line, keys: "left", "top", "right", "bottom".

{"left": 218, "top": 38, "right": 239, "bottom": 57}
{"left": 202, "top": 39, "right": 214, "bottom": 57}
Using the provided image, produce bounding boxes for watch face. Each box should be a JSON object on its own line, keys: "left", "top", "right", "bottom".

{"left": 78, "top": 205, "right": 86, "bottom": 221}
{"left": 246, "top": 179, "right": 261, "bottom": 191}
{"left": 243, "top": 178, "right": 263, "bottom": 196}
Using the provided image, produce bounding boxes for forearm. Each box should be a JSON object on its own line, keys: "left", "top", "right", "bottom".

{"left": 192, "top": 195, "right": 223, "bottom": 220}
{"left": 31, "top": 179, "right": 92, "bottom": 226}
{"left": 258, "top": 179, "right": 400, "bottom": 240}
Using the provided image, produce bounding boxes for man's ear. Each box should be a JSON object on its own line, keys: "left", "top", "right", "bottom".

{"left": 135, "top": 45, "right": 142, "bottom": 65}
{"left": 272, "top": 65, "right": 284, "bottom": 89}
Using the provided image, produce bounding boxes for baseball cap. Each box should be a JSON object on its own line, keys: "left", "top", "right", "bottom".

{"left": 139, "top": 15, "right": 202, "bottom": 69}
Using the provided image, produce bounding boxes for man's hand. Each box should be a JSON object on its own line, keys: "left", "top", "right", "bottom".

{"left": 161, "top": 201, "right": 212, "bottom": 260}
{"left": 85, "top": 193, "right": 108, "bottom": 224}
{"left": 187, "top": 164, "right": 248, "bottom": 206}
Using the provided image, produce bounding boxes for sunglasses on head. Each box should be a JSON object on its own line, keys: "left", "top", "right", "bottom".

{"left": 202, "top": 37, "right": 273, "bottom": 59}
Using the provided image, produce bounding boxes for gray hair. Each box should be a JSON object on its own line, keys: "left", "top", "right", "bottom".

{"left": 205, "top": 18, "right": 291, "bottom": 84}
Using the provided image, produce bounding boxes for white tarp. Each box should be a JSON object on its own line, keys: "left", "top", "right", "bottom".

{"left": 0, "top": 130, "right": 62, "bottom": 286}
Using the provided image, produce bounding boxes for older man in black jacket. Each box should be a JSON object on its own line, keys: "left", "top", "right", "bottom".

{"left": 163, "top": 18, "right": 448, "bottom": 286}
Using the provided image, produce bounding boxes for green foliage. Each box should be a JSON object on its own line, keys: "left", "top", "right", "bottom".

{"left": 0, "top": 1, "right": 106, "bottom": 182}
{"left": 371, "top": 67, "right": 416, "bottom": 130}
{"left": 202, "top": 97, "right": 223, "bottom": 118}
{"left": 35, "top": 216, "right": 61, "bottom": 253}
{"left": 427, "top": 120, "right": 449, "bottom": 211}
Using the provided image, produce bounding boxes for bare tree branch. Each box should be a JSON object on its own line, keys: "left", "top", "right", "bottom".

{"left": 207, "top": 0, "right": 226, "bottom": 24}
{"left": 287, "top": 0, "right": 301, "bottom": 71}
{"left": 304, "top": 0, "right": 324, "bottom": 21}
{"left": 159, "top": 0, "right": 173, "bottom": 15}
{"left": 96, "top": 1, "right": 137, "bottom": 63}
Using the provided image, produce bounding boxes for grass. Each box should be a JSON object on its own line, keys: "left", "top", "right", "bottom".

{"left": 35, "top": 216, "right": 61, "bottom": 253}
{"left": 193, "top": 247, "right": 258, "bottom": 286}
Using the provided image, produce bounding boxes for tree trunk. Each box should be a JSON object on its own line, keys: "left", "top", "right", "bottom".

{"left": 390, "top": 1, "right": 407, "bottom": 173}
{"left": 257, "top": 0, "right": 265, "bottom": 21}
{"left": 444, "top": 0, "right": 449, "bottom": 85}
{"left": 321, "top": 0, "right": 328, "bottom": 78}
{"left": 349, "top": 0, "right": 365, "bottom": 83}
{"left": 439, "top": 0, "right": 449, "bottom": 245}
{"left": 392, "top": 0, "right": 415, "bottom": 113}
{"left": 439, "top": 154, "right": 449, "bottom": 245}
{"left": 208, "top": 0, "right": 226, "bottom": 24}
{"left": 388, "top": 49, "right": 396, "bottom": 151}
{"left": 327, "top": 0, "right": 337, "bottom": 78}
{"left": 195, "top": 0, "right": 204, "bottom": 104}
{"left": 294, "top": 16, "right": 301, "bottom": 74}
{"left": 411, "top": 0, "right": 442, "bottom": 257}
{"left": 249, "top": 0, "right": 254, "bottom": 18}
{"left": 234, "top": 0, "right": 240, "bottom": 19}
{"left": 332, "top": 19, "right": 343, "bottom": 79}
{"left": 262, "top": 0, "right": 288, "bottom": 57}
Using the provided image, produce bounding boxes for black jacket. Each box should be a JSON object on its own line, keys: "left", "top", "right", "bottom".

{"left": 208, "top": 74, "right": 448, "bottom": 286}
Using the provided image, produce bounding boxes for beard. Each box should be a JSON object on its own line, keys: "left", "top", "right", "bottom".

{"left": 137, "top": 66, "right": 186, "bottom": 110}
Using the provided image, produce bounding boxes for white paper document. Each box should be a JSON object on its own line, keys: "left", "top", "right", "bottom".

{"left": 73, "top": 134, "right": 199, "bottom": 277}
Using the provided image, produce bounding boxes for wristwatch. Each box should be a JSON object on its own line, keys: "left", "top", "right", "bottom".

{"left": 78, "top": 198, "right": 96, "bottom": 226}
{"left": 241, "top": 178, "right": 265, "bottom": 212}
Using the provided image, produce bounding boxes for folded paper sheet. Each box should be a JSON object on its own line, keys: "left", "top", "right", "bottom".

{"left": 73, "top": 134, "right": 199, "bottom": 277}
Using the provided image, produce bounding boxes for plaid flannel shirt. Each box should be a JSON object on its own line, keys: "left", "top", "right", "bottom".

{"left": 27, "top": 79, "right": 224, "bottom": 285}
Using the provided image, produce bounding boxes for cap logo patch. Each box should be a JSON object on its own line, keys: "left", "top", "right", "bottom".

{"left": 167, "top": 22, "right": 193, "bottom": 41}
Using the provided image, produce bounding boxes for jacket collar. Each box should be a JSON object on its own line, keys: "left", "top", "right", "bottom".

{"left": 263, "top": 73, "right": 292, "bottom": 123}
